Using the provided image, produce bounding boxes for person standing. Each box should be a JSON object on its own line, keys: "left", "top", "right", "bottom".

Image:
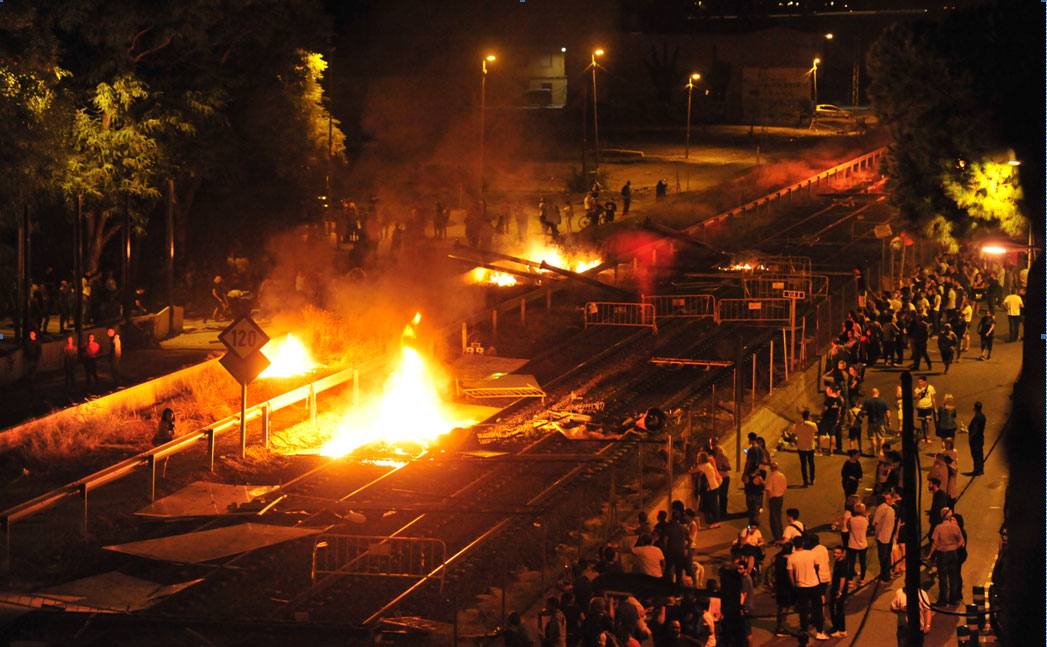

{"left": 82, "top": 333, "right": 100, "bottom": 388}
{"left": 937, "top": 323, "right": 959, "bottom": 373}
{"left": 926, "top": 477, "right": 949, "bottom": 537}
{"left": 841, "top": 450, "right": 863, "bottom": 500}
{"left": 820, "top": 386, "right": 845, "bottom": 454}
{"left": 709, "top": 440, "right": 732, "bottom": 519}
{"left": 742, "top": 432, "right": 765, "bottom": 483}
{"left": 964, "top": 401, "right": 986, "bottom": 476}
{"left": 1001, "top": 288, "right": 1023, "bottom": 342}
{"left": 845, "top": 502, "right": 870, "bottom": 584}
{"left": 976, "top": 308, "right": 995, "bottom": 360}
{"left": 788, "top": 537, "right": 829, "bottom": 641}
{"left": 765, "top": 462, "right": 787, "bottom": 542}
{"left": 744, "top": 468, "right": 766, "bottom": 524}
{"left": 62, "top": 334, "right": 79, "bottom": 392}
{"left": 106, "top": 326, "right": 122, "bottom": 386}
{"left": 828, "top": 545, "right": 854, "bottom": 638}
{"left": 794, "top": 410, "right": 817, "bottom": 486}
{"left": 514, "top": 202, "right": 528, "bottom": 242}
{"left": 538, "top": 596, "right": 567, "bottom": 647}
{"left": 872, "top": 491, "right": 898, "bottom": 582}
{"left": 861, "top": 388, "right": 890, "bottom": 458}
{"left": 620, "top": 180, "right": 632, "bottom": 215}
{"left": 913, "top": 376, "right": 936, "bottom": 443}
{"left": 934, "top": 394, "right": 958, "bottom": 450}
{"left": 692, "top": 453, "right": 722, "bottom": 528}
{"left": 927, "top": 508, "right": 965, "bottom": 606}
{"left": 891, "top": 584, "right": 933, "bottom": 643}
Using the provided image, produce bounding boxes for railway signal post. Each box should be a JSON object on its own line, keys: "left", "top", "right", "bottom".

{"left": 219, "top": 317, "right": 272, "bottom": 458}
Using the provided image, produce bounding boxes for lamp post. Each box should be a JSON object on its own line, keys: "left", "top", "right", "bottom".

{"left": 480, "top": 54, "right": 496, "bottom": 197}
{"left": 812, "top": 57, "right": 821, "bottom": 106}
{"left": 590, "top": 48, "right": 604, "bottom": 178}
{"left": 685, "top": 72, "right": 700, "bottom": 160}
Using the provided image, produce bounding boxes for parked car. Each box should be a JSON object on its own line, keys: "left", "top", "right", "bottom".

{"left": 814, "top": 103, "right": 852, "bottom": 120}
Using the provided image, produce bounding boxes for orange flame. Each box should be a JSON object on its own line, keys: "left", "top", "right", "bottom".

{"left": 468, "top": 267, "right": 520, "bottom": 287}
{"left": 321, "top": 313, "right": 475, "bottom": 457}
{"left": 522, "top": 240, "right": 602, "bottom": 273}
{"left": 259, "top": 334, "right": 319, "bottom": 378}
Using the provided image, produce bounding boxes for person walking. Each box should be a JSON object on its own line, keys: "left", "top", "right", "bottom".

{"left": 861, "top": 387, "right": 890, "bottom": 458}
{"left": 937, "top": 323, "right": 959, "bottom": 373}
{"left": 909, "top": 315, "right": 933, "bottom": 370}
{"left": 841, "top": 450, "right": 863, "bottom": 500}
{"left": 794, "top": 410, "right": 817, "bottom": 486}
{"left": 1001, "top": 288, "right": 1023, "bottom": 342}
{"left": 845, "top": 502, "right": 870, "bottom": 584}
{"left": 744, "top": 468, "right": 766, "bottom": 524}
{"left": 976, "top": 308, "right": 995, "bottom": 360}
{"left": 927, "top": 508, "right": 965, "bottom": 606}
{"left": 913, "top": 375, "right": 936, "bottom": 443}
{"left": 765, "top": 462, "right": 787, "bottom": 542}
{"left": 828, "top": 545, "right": 854, "bottom": 638}
{"left": 964, "top": 401, "right": 986, "bottom": 476}
{"left": 872, "top": 491, "right": 898, "bottom": 582}
{"left": 620, "top": 180, "right": 632, "bottom": 215}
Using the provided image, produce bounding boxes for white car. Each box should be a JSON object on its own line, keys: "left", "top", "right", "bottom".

{"left": 814, "top": 104, "right": 852, "bottom": 120}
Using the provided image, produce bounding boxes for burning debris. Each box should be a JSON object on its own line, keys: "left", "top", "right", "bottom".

{"left": 321, "top": 313, "right": 477, "bottom": 457}
{"left": 464, "top": 239, "right": 603, "bottom": 286}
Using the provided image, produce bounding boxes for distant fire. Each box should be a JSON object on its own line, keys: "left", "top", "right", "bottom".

{"left": 523, "top": 241, "right": 602, "bottom": 274}
{"left": 321, "top": 313, "right": 476, "bottom": 457}
{"left": 259, "top": 334, "right": 319, "bottom": 378}
{"left": 719, "top": 262, "right": 767, "bottom": 272}
{"left": 468, "top": 267, "right": 519, "bottom": 287}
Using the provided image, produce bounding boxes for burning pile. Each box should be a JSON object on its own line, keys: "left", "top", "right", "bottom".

{"left": 321, "top": 313, "right": 475, "bottom": 457}
{"left": 466, "top": 240, "right": 603, "bottom": 287}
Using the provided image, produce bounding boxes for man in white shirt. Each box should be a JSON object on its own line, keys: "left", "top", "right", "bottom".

{"left": 793, "top": 410, "right": 818, "bottom": 487}
{"left": 782, "top": 508, "right": 806, "bottom": 544}
{"left": 630, "top": 534, "right": 664, "bottom": 579}
{"left": 788, "top": 539, "right": 828, "bottom": 640}
{"left": 1001, "top": 290, "right": 1023, "bottom": 342}
{"left": 872, "top": 492, "right": 898, "bottom": 582}
{"left": 765, "top": 462, "right": 788, "bottom": 542}
{"left": 891, "top": 585, "right": 932, "bottom": 641}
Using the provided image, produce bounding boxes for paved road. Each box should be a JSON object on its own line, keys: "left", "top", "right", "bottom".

{"left": 700, "top": 335, "right": 1018, "bottom": 645}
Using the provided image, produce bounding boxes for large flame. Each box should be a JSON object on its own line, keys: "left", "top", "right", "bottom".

{"left": 321, "top": 313, "right": 474, "bottom": 457}
{"left": 259, "top": 334, "right": 319, "bottom": 378}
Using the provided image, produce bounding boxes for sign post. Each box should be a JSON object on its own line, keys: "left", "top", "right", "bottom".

{"left": 219, "top": 317, "right": 271, "bottom": 458}
{"left": 782, "top": 289, "right": 805, "bottom": 370}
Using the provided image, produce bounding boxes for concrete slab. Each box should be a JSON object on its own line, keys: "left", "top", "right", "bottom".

{"left": 104, "top": 523, "right": 320, "bottom": 564}
{"left": 135, "top": 481, "right": 278, "bottom": 519}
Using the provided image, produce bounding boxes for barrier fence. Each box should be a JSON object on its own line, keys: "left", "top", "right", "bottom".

{"left": 641, "top": 294, "right": 716, "bottom": 319}
{"left": 716, "top": 298, "right": 793, "bottom": 325}
{"left": 584, "top": 302, "right": 658, "bottom": 333}
{"left": 310, "top": 534, "right": 447, "bottom": 585}
{"left": 0, "top": 362, "right": 377, "bottom": 571}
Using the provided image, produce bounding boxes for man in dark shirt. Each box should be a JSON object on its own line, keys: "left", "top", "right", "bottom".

{"left": 927, "top": 477, "right": 950, "bottom": 538}
{"left": 964, "top": 401, "right": 987, "bottom": 475}
{"left": 820, "top": 386, "right": 844, "bottom": 453}
{"left": 828, "top": 545, "right": 854, "bottom": 637}
{"left": 743, "top": 432, "right": 765, "bottom": 482}
{"left": 663, "top": 516, "right": 693, "bottom": 588}
{"left": 909, "top": 315, "right": 932, "bottom": 370}
{"left": 719, "top": 556, "right": 754, "bottom": 645}
{"left": 861, "top": 387, "right": 891, "bottom": 457}
{"left": 841, "top": 450, "right": 863, "bottom": 499}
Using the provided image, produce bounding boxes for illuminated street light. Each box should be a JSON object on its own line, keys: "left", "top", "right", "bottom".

{"left": 685, "top": 72, "right": 701, "bottom": 159}
{"left": 812, "top": 57, "right": 821, "bottom": 105}
{"left": 825, "top": 33, "right": 834, "bottom": 40}
{"left": 561, "top": 47, "right": 567, "bottom": 53}
{"left": 480, "top": 54, "right": 496, "bottom": 196}
{"left": 981, "top": 245, "right": 1008, "bottom": 255}
{"left": 591, "top": 48, "right": 605, "bottom": 176}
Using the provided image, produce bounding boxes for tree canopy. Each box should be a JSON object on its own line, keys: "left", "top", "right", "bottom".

{"left": 866, "top": 1, "right": 1041, "bottom": 248}
{"left": 0, "top": 0, "right": 345, "bottom": 273}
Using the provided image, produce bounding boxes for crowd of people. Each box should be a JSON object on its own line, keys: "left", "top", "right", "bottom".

{"left": 502, "top": 247, "right": 1020, "bottom": 646}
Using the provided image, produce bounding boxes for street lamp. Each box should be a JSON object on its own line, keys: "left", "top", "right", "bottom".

{"left": 480, "top": 54, "right": 496, "bottom": 196}
{"left": 685, "top": 72, "right": 701, "bottom": 159}
{"left": 825, "top": 33, "right": 834, "bottom": 40}
{"left": 590, "top": 48, "right": 605, "bottom": 177}
{"left": 812, "top": 57, "right": 821, "bottom": 106}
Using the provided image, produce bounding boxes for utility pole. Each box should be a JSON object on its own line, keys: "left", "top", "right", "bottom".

{"left": 122, "top": 196, "right": 132, "bottom": 322}
{"left": 685, "top": 73, "right": 700, "bottom": 159}
{"left": 16, "top": 205, "right": 29, "bottom": 340}
{"left": 165, "top": 178, "right": 175, "bottom": 334}
{"left": 480, "top": 55, "right": 495, "bottom": 197}
{"left": 74, "top": 195, "right": 83, "bottom": 345}
{"left": 590, "top": 49, "right": 605, "bottom": 179}
{"left": 901, "top": 371, "right": 923, "bottom": 645}
{"left": 734, "top": 337, "right": 744, "bottom": 470}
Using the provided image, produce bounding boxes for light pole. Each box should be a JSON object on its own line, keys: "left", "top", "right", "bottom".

{"left": 685, "top": 72, "right": 700, "bottom": 159}
{"left": 812, "top": 57, "right": 821, "bottom": 106}
{"left": 480, "top": 54, "right": 496, "bottom": 196}
{"left": 590, "top": 48, "right": 604, "bottom": 179}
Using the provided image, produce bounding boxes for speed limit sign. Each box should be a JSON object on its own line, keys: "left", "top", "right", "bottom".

{"left": 219, "top": 316, "right": 270, "bottom": 360}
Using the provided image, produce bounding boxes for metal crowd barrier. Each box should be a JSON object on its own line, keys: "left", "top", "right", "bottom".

{"left": 584, "top": 302, "right": 657, "bottom": 333}
{"left": 743, "top": 274, "right": 829, "bottom": 300}
{"left": 716, "top": 298, "right": 793, "bottom": 325}
{"left": 641, "top": 294, "right": 716, "bottom": 319}
{"left": 310, "top": 534, "right": 447, "bottom": 586}
{"left": 0, "top": 361, "right": 381, "bottom": 571}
